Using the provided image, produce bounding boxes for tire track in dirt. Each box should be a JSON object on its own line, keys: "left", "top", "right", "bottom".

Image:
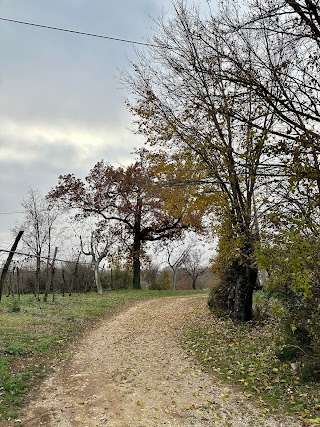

{"left": 20, "top": 296, "right": 303, "bottom": 426}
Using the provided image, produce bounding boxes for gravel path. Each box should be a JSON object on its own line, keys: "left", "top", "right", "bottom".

{"left": 20, "top": 296, "right": 303, "bottom": 426}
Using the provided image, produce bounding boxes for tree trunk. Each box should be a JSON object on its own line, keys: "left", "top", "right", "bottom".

{"left": 172, "top": 269, "right": 178, "bottom": 291}
{"left": 213, "top": 242, "right": 258, "bottom": 321}
{"left": 17, "top": 267, "right": 21, "bottom": 300}
{"left": 132, "top": 196, "right": 142, "bottom": 290}
{"left": 228, "top": 229, "right": 258, "bottom": 321}
{"left": 232, "top": 262, "right": 257, "bottom": 321}
{"left": 61, "top": 269, "right": 66, "bottom": 296}
{"left": 44, "top": 247, "right": 58, "bottom": 302}
{"left": 132, "top": 233, "right": 141, "bottom": 289}
{"left": 94, "top": 262, "right": 103, "bottom": 294}
{"left": 36, "top": 254, "right": 41, "bottom": 300}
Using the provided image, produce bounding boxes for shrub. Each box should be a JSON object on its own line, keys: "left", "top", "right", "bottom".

{"left": 299, "top": 358, "right": 320, "bottom": 383}
{"left": 257, "top": 232, "right": 320, "bottom": 379}
{"left": 149, "top": 270, "right": 171, "bottom": 290}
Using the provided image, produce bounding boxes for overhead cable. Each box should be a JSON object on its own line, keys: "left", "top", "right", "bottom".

{"left": 0, "top": 16, "right": 158, "bottom": 48}
{"left": 0, "top": 211, "right": 24, "bottom": 215}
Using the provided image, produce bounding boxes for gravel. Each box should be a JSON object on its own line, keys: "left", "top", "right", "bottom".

{"left": 20, "top": 296, "right": 303, "bottom": 427}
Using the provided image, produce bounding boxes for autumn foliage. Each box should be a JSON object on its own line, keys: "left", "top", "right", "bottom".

{"left": 48, "top": 157, "right": 205, "bottom": 289}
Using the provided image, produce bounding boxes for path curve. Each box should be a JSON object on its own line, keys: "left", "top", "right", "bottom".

{"left": 21, "top": 296, "right": 302, "bottom": 426}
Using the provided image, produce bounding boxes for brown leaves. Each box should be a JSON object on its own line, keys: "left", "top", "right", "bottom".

{"left": 47, "top": 156, "right": 207, "bottom": 273}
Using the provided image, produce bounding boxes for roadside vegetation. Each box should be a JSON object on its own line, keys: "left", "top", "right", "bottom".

{"left": 0, "top": 290, "right": 204, "bottom": 420}
{"left": 183, "top": 291, "right": 320, "bottom": 425}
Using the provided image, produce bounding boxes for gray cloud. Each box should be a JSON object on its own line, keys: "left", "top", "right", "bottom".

{"left": 0, "top": 0, "right": 168, "bottom": 127}
{"left": 0, "top": 0, "right": 209, "bottom": 246}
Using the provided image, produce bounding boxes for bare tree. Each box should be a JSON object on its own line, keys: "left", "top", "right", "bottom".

{"left": 80, "top": 225, "right": 116, "bottom": 294}
{"left": 161, "top": 240, "right": 193, "bottom": 290}
{"left": 183, "top": 248, "right": 206, "bottom": 290}
{"left": 13, "top": 189, "right": 60, "bottom": 299}
{"left": 43, "top": 246, "right": 58, "bottom": 302}
{"left": 143, "top": 262, "right": 160, "bottom": 289}
{"left": 216, "top": 0, "right": 320, "bottom": 196}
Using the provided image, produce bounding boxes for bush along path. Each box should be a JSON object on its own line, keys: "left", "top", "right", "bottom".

{"left": 17, "top": 296, "right": 303, "bottom": 426}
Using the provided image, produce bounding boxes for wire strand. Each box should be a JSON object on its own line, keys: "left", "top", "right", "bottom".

{"left": 0, "top": 211, "right": 24, "bottom": 215}
{"left": 0, "top": 248, "right": 92, "bottom": 265}
{"left": 0, "top": 16, "right": 158, "bottom": 48}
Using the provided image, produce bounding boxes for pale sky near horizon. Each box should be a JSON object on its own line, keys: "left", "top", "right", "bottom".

{"left": 0, "top": 0, "right": 213, "bottom": 253}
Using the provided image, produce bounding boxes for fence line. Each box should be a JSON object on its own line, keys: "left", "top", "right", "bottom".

{"left": 0, "top": 248, "right": 92, "bottom": 265}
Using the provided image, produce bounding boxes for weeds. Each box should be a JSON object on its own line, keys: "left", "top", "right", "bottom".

{"left": 183, "top": 292, "right": 320, "bottom": 422}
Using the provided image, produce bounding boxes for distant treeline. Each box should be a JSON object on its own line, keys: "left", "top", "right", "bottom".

{"left": 0, "top": 262, "right": 213, "bottom": 298}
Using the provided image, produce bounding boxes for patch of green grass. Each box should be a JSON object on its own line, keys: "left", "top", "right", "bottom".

{"left": 0, "top": 358, "right": 35, "bottom": 419}
{"left": 183, "top": 294, "right": 320, "bottom": 422}
{"left": 0, "top": 289, "right": 205, "bottom": 420}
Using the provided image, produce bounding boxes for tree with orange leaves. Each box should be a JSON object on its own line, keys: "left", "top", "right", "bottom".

{"left": 48, "top": 156, "right": 205, "bottom": 289}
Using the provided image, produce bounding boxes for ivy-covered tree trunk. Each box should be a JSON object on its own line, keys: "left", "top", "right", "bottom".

{"left": 209, "top": 233, "right": 258, "bottom": 321}
{"left": 229, "top": 235, "right": 259, "bottom": 321}
{"left": 211, "top": 258, "right": 258, "bottom": 322}
{"left": 232, "top": 261, "right": 257, "bottom": 321}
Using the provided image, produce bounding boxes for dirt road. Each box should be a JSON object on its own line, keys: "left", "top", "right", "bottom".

{"left": 20, "top": 296, "right": 302, "bottom": 426}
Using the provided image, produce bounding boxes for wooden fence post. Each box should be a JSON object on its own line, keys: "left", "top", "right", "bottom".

{"left": 0, "top": 231, "right": 24, "bottom": 301}
{"left": 44, "top": 247, "right": 58, "bottom": 302}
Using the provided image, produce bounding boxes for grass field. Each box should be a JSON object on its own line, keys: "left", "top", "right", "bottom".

{"left": 0, "top": 289, "right": 204, "bottom": 420}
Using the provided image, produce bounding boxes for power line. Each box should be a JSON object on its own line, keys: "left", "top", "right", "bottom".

{"left": 0, "top": 17, "right": 158, "bottom": 48}
{"left": 0, "top": 211, "right": 24, "bottom": 215}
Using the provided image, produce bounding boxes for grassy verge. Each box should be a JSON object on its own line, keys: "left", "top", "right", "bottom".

{"left": 183, "top": 293, "right": 320, "bottom": 425}
{"left": 0, "top": 289, "right": 205, "bottom": 420}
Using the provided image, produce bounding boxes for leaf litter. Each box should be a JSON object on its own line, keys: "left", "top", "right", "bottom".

{"left": 16, "top": 296, "right": 303, "bottom": 426}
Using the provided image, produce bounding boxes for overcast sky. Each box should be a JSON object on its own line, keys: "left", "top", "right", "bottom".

{"left": 0, "top": 0, "right": 213, "bottom": 251}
